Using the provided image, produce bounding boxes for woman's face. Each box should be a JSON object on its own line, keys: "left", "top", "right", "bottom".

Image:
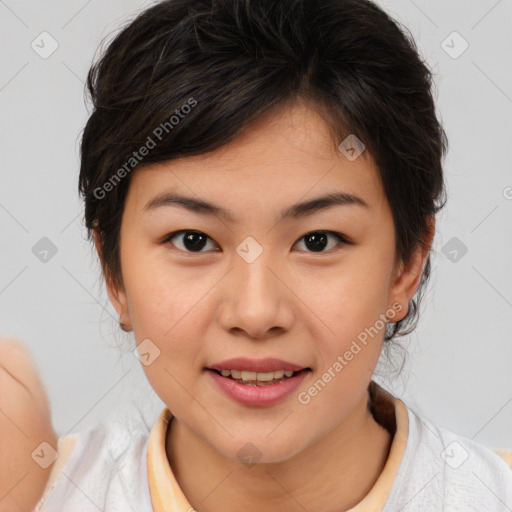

{"left": 101, "top": 100, "right": 427, "bottom": 463}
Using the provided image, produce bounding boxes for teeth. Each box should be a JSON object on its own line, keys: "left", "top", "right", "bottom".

{"left": 218, "top": 369, "right": 297, "bottom": 381}
{"left": 231, "top": 369, "right": 242, "bottom": 379}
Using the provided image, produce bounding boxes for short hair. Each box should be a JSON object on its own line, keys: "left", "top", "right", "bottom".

{"left": 79, "top": 0, "right": 447, "bottom": 344}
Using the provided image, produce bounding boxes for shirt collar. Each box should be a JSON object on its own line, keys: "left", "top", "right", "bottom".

{"left": 146, "top": 381, "right": 409, "bottom": 511}
{"left": 147, "top": 407, "right": 192, "bottom": 512}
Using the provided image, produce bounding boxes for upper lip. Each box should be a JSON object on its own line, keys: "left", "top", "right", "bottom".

{"left": 207, "top": 357, "right": 309, "bottom": 373}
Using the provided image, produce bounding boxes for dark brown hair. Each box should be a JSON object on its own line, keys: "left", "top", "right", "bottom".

{"left": 79, "top": 0, "right": 447, "bottom": 344}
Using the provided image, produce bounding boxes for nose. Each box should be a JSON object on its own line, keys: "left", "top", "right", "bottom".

{"left": 217, "top": 249, "right": 295, "bottom": 339}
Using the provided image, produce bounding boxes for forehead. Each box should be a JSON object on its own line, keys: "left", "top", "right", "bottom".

{"left": 125, "top": 101, "right": 385, "bottom": 217}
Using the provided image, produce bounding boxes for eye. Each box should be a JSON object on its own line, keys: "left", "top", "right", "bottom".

{"left": 162, "top": 229, "right": 352, "bottom": 254}
{"left": 294, "top": 231, "right": 351, "bottom": 253}
{"left": 163, "top": 230, "right": 219, "bottom": 253}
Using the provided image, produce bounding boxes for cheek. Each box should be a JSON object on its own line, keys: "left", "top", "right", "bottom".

{"left": 122, "top": 250, "right": 214, "bottom": 365}
{"left": 301, "top": 250, "right": 393, "bottom": 365}
{"left": 313, "top": 258, "right": 391, "bottom": 317}
{"left": 123, "top": 262, "right": 209, "bottom": 405}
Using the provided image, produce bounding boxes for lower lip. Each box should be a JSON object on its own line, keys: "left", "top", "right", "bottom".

{"left": 206, "top": 369, "right": 310, "bottom": 407}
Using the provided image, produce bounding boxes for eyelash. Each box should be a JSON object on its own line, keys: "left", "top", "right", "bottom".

{"left": 161, "top": 230, "right": 353, "bottom": 254}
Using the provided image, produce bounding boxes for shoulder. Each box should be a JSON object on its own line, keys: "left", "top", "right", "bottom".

{"left": 35, "top": 405, "right": 156, "bottom": 511}
{"left": 411, "top": 408, "right": 512, "bottom": 481}
{"left": 384, "top": 403, "right": 512, "bottom": 512}
{"left": 494, "top": 449, "right": 512, "bottom": 469}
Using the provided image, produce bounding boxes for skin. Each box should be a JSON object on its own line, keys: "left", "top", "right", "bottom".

{"left": 0, "top": 339, "right": 58, "bottom": 512}
{"left": 99, "top": 98, "right": 433, "bottom": 512}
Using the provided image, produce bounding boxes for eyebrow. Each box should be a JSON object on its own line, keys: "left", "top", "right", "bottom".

{"left": 143, "top": 190, "right": 369, "bottom": 222}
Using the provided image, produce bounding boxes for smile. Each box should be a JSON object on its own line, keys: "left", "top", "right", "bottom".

{"left": 213, "top": 368, "right": 298, "bottom": 385}
{"left": 206, "top": 368, "right": 311, "bottom": 406}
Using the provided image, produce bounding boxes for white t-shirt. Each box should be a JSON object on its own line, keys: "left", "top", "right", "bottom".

{"left": 34, "top": 381, "right": 512, "bottom": 511}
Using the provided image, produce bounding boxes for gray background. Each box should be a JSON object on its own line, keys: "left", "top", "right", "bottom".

{"left": 1, "top": 0, "right": 511, "bottom": 450}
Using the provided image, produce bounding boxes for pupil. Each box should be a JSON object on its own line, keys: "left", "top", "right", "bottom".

{"left": 305, "top": 232, "right": 327, "bottom": 252}
{"left": 184, "top": 231, "right": 207, "bottom": 251}
{"left": 182, "top": 232, "right": 329, "bottom": 252}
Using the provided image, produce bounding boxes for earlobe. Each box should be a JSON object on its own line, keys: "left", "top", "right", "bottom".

{"left": 92, "top": 229, "right": 133, "bottom": 332}
{"left": 104, "top": 278, "right": 132, "bottom": 332}
{"left": 388, "top": 217, "right": 435, "bottom": 321}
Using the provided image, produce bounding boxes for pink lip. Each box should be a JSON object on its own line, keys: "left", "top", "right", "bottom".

{"left": 207, "top": 357, "right": 308, "bottom": 373}
{"left": 206, "top": 368, "right": 310, "bottom": 407}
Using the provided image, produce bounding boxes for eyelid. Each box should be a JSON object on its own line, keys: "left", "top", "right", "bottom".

{"left": 162, "top": 229, "right": 353, "bottom": 253}
{"left": 294, "top": 231, "right": 353, "bottom": 252}
{"left": 322, "top": 231, "right": 353, "bottom": 245}
{"left": 161, "top": 229, "right": 220, "bottom": 251}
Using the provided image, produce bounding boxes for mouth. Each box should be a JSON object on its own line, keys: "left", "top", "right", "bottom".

{"left": 206, "top": 367, "right": 312, "bottom": 386}
{"left": 205, "top": 366, "right": 312, "bottom": 406}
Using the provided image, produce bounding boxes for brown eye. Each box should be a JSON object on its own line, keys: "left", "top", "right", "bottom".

{"left": 163, "top": 230, "right": 219, "bottom": 253}
{"left": 294, "top": 231, "right": 351, "bottom": 253}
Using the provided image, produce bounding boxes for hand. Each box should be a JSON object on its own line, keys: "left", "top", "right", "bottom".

{"left": 0, "top": 339, "right": 58, "bottom": 512}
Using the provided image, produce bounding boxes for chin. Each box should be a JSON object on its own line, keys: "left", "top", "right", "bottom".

{"left": 214, "top": 434, "right": 305, "bottom": 466}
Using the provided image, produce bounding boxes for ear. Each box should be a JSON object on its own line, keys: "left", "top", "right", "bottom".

{"left": 387, "top": 216, "right": 435, "bottom": 322}
{"left": 92, "top": 230, "right": 132, "bottom": 332}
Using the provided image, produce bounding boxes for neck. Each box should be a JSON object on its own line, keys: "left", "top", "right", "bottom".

{"left": 165, "top": 388, "right": 393, "bottom": 512}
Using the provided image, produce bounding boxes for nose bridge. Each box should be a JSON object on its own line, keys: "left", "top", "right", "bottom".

{"left": 241, "top": 248, "right": 274, "bottom": 289}
{"left": 219, "top": 237, "right": 294, "bottom": 337}
{"left": 234, "top": 239, "right": 279, "bottom": 307}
